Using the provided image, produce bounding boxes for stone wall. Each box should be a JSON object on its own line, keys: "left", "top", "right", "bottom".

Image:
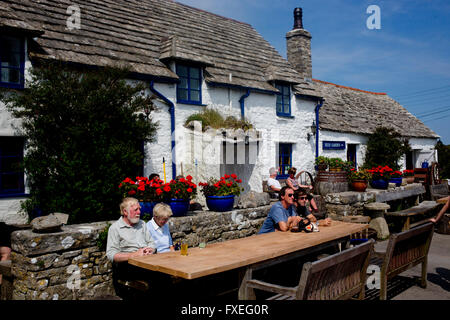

{"left": 10, "top": 221, "right": 115, "bottom": 300}
{"left": 9, "top": 206, "right": 269, "bottom": 300}
{"left": 323, "top": 183, "right": 425, "bottom": 219}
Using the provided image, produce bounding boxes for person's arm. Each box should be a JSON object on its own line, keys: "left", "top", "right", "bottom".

{"left": 112, "top": 249, "right": 148, "bottom": 263}
{"left": 430, "top": 196, "right": 449, "bottom": 224}
{"left": 286, "top": 178, "right": 294, "bottom": 189}
{"left": 270, "top": 185, "right": 281, "bottom": 192}
{"left": 268, "top": 179, "right": 281, "bottom": 192}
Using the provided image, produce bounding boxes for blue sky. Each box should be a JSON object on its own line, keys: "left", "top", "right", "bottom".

{"left": 176, "top": 0, "right": 450, "bottom": 144}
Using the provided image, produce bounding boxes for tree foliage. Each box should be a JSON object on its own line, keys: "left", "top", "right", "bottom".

{"left": 4, "top": 62, "right": 158, "bottom": 224}
{"left": 363, "top": 127, "right": 411, "bottom": 171}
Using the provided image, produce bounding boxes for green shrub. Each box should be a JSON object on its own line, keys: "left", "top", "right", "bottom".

{"left": 185, "top": 108, "right": 253, "bottom": 131}
{"left": 4, "top": 62, "right": 158, "bottom": 224}
{"left": 363, "top": 127, "right": 411, "bottom": 171}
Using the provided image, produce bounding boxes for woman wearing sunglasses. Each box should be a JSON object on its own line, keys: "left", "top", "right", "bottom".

{"left": 293, "top": 188, "right": 331, "bottom": 226}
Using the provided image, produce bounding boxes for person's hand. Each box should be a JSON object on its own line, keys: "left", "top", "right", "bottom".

{"left": 143, "top": 247, "right": 154, "bottom": 255}
{"left": 321, "top": 218, "right": 331, "bottom": 226}
{"left": 429, "top": 218, "right": 437, "bottom": 224}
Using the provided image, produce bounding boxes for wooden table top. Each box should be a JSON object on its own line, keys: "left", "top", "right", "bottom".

{"left": 128, "top": 220, "right": 368, "bottom": 280}
{"left": 437, "top": 196, "right": 449, "bottom": 204}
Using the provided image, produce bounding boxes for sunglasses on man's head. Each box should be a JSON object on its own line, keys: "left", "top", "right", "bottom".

{"left": 298, "top": 196, "right": 307, "bottom": 200}
{"left": 286, "top": 193, "right": 294, "bottom": 197}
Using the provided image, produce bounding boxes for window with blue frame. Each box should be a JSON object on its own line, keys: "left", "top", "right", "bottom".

{"left": 0, "top": 36, "right": 24, "bottom": 89}
{"left": 176, "top": 64, "right": 202, "bottom": 104}
{"left": 275, "top": 83, "right": 291, "bottom": 117}
{"left": 278, "top": 143, "right": 292, "bottom": 179}
{"left": 0, "top": 137, "right": 25, "bottom": 196}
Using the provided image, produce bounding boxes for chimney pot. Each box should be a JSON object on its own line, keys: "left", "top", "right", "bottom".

{"left": 293, "top": 7, "right": 303, "bottom": 29}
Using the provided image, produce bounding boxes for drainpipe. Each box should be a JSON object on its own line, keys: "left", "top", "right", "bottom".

{"left": 239, "top": 88, "right": 251, "bottom": 120}
{"left": 315, "top": 98, "right": 324, "bottom": 159}
{"left": 149, "top": 80, "right": 176, "bottom": 179}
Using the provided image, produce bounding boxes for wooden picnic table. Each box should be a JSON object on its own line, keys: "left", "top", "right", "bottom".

{"left": 128, "top": 220, "right": 368, "bottom": 285}
{"left": 437, "top": 196, "right": 449, "bottom": 204}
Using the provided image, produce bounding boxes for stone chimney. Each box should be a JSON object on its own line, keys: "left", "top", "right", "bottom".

{"left": 286, "top": 7, "right": 312, "bottom": 80}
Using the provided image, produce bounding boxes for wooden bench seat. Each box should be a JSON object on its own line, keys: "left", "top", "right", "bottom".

{"left": 430, "top": 183, "right": 449, "bottom": 201}
{"left": 385, "top": 200, "right": 441, "bottom": 231}
{"left": 242, "top": 240, "right": 374, "bottom": 300}
{"left": 370, "top": 223, "right": 434, "bottom": 300}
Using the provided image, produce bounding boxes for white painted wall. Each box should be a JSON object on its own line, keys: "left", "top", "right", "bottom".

{"left": 0, "top": 39, "right": 439, "bottom": 223}
{"left": 317, "top": 130, "right": 438, "bottom": 171}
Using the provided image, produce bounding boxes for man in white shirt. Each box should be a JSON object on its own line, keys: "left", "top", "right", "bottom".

{"left": 267, "top": 167, "right": 282, "bottom": 198}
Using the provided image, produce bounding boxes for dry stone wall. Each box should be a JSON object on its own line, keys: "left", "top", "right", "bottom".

{"left": 9, "top": 206, "right": 269, "bottom": 300}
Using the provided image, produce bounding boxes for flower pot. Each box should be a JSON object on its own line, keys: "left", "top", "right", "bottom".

{"left": 351, "top": 180, "right": 368, "bottom": 192}
{"left": 405, "top": 176, "right": 414, "bottom": 184}
{"left": 165, "top": 198, "right": 190, "bottom": 217}
{"left": 139, "top": 201, "right": 159, "bottom": 219}
{"left": 370, "top": 179, "right": 389, "bottom": 189}
{"left": 389, "top": 177, "right": 402, "bottom": 187}
{"left": 329, "top": 167, "right": 342, "bottom": 172}
{"left": 316, "top": 164, "right": 328, "bottom": 171}
{"left": 206, "top": 195, "right": 235, "bottom": 212}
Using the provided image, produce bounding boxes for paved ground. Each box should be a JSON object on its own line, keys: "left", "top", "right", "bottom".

{"left": 372, "top": 231, "right": 450, "bottom": 300}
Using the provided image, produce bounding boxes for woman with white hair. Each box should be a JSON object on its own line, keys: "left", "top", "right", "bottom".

{"left": 146, "top": 203, "right": 175, "bottom": 253}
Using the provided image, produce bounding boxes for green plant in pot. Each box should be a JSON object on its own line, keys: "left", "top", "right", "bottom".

{"left": 348, "top": 169, "right": 371, "bottom": 192}
{"left": 315, "top": 156, "right": 329, "bottom": 171}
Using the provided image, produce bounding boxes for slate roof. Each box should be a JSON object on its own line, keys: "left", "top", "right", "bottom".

{"left": 312, "top": 79, "right": 439, "bottom": 139}
{"left": 3, "top": 0, "right": 308, "bottom": 93}
{"left": 2, "top": 0, "right": 438, "bottom": 139}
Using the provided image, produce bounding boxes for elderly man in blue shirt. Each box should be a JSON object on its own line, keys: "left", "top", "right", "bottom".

{"left": 258, "top": 186, "right": 303, "bottom": 234}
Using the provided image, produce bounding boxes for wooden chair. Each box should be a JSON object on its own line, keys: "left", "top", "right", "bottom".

{"left": 429, "top": 183, "right": 449, "bottom": 201}
{"left": 370, "top": 222, "right": 434, "bottom": 300}
{"left": 241, "top": 239, "right": 374, "bottom": 300}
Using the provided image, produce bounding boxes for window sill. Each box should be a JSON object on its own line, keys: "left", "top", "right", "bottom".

{"left": 0, "top": 83, "right": 25, "bottom": 90}
{"left": 0, "top": 193, "right": 29, "bottom": 199}
{"left": 176, "top": 101, "right": 207, "bottom": 107}
{"left": 276, "top": 114, "right": 295, "bottom": 119}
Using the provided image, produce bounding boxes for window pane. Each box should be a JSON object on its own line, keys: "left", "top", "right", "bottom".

{"left": 276, "top": 103, "right": 283, "bottom": 114}
{"left": 0, "top": 157, "right": 22, "bottom": 172}
{"left": 8, "top": 69, "right": 20, "bottom": 83}
{"left": 276, "top": 94, "right": 282, "bottom": 105}
{"left": 283, "top": 102, "right": 290, "bottom": 114}
{"left": 1, "top": 173, "right": 22, "bottom": 190}
{"left": 190, "top": 67, "right": 200, "bottom": 79}
{"left": 177, "top": 65, "right": 188, "bottom": 77}
{"left": 1, "top": 52, "right": 20, "bottom": 67}
{"left": 190, "top": 79, "right": 200, "bottom": 90}
{"left": 177, "top": 88, "right": 188, "bottom": 101}
{"left": 178, "top": 78, "right": 188, "bottom": 89}
{"left": 190, "top": 90, "right": 200, "bottom": 102}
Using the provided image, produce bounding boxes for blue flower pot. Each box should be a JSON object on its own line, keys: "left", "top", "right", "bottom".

{"left": 165, "top": 198, "right": 190, "bottom": 217}
{"left": 389, "top": 177, "right": 402, "bottom": 187}
{"left": 206, "top": 195, "right": 235, "bottom": 212}
{"left": 139, "top": 201, "right": 159, "bottom": 219}
{"left": 370, "top": 179, "right": 389, "bottom": 189}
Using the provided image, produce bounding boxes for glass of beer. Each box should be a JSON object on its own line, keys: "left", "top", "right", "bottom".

{"left": 180, "top": 242, "right": 188, "bottom": 256}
